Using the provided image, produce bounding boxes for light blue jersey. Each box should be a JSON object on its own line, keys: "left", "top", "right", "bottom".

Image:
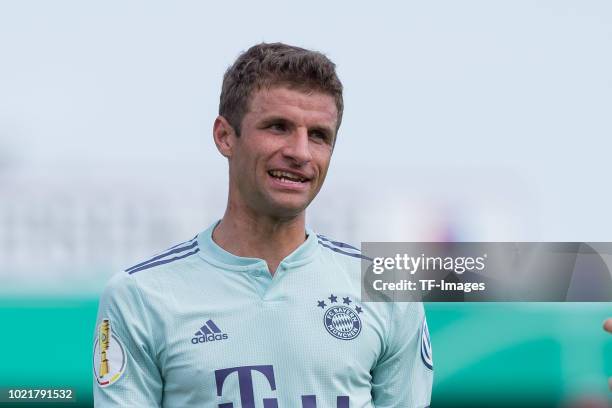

{"left": 93, "top": 223, "right": 433, "bottom": 407}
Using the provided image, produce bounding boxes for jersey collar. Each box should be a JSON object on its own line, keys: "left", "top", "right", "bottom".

{"left": 196, "top": 221, "right": 320, "bottom": 272}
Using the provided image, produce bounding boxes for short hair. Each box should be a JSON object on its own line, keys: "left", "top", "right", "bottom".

{"left": 219, "top": 42, "right": 344, "bottom": 136}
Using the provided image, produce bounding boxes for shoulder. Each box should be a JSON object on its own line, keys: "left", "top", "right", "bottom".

{"left": 315, "top": 233, "right": 375, "bottom": 284}
{"left": 313, "top": 233, "right": 373, "bottom": 294}
{"left": 100, "top": 235, "right": 204, "bottom": 308}
{"left": 124, "top": 235, "right": 201, "bottom": 276}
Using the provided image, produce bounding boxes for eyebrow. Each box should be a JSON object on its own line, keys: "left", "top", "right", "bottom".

{"left": 259, "top": 116, "right": 291, "bottom": 127}
{"left": 259, "top": 116, "right": 335, "bottom": 137}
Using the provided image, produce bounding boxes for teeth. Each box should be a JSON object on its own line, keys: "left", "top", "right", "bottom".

{"left": 269, "top": 170, "right": 306, "bottom": 182}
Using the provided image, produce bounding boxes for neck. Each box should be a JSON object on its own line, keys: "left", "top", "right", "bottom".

{"left": 212, "top": 202, "right": 307, "bottom": 276}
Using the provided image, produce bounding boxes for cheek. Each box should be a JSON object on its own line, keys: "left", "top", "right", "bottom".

{"left": 229, "top": 149, "right": 256, "bottom": 188}
{"left": 313, "top": 150, "right": 333, "bottom": 178}
{"left": 234, "top": 141, "right": 271, "bottom": 182}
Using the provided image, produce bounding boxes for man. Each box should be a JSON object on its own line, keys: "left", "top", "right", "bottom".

{"left": 93, "top": 42, "right": 433, "bottom": 407}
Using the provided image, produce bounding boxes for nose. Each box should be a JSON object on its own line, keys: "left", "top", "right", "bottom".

{"left": 282, "top": 127, "right": 312, "bottom": 165}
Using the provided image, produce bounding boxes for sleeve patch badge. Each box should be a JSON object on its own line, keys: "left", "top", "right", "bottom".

{"left": 93, "top": 318, "right": 126, "bottom": 387}
{"left": 420, "top": 318, "right": 433, "bottom": 370}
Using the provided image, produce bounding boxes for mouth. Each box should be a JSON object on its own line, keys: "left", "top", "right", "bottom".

{"left": 267, "top": 169, "right": 311, "bottom": 185}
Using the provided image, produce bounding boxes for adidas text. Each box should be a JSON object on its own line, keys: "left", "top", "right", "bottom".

{"left": 191, "top": 333, "right": 229, "bottom": 344}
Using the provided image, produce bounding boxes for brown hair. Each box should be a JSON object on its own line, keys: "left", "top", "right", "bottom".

{"left": 219, "top": 42, "right": 344, "bottom": 136}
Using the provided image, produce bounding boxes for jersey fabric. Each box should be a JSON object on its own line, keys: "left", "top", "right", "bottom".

{"left": 93, "top": 222, "right": 433, "bottom": 407}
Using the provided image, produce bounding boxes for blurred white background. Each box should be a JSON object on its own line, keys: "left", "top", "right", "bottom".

{"left": 0, "top": 0, "right": 610, "bottom": 294}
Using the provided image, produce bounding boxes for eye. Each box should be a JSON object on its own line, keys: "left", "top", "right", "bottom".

{"left": 268, "top": 123, "right": 287, "bottom": 133}
{"left": 310, "top": 130, "right": 329, "bottom": 143}
{"left": 311, "top": 131, "right": 324, "bottom": 139}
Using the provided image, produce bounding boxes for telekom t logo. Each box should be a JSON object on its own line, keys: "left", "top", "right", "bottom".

{"left": 215, "top": 365, "right": 349, "bottom": 408}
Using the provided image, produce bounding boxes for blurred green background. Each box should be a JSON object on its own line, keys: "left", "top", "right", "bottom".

{"left": 1, "top": 299, "right": 610, "bottom": 407}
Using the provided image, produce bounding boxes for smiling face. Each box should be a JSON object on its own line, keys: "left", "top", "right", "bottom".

{"left": 215, "top": 86, "right": 338, "bottom": 220}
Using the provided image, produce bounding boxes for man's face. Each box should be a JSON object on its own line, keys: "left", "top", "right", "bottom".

{"left": 227, "top": 86, "right": 337, "bottom": 219}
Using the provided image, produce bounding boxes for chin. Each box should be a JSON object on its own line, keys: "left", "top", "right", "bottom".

{"left": 263, "top": 200, "right": 309, "bottom": 219}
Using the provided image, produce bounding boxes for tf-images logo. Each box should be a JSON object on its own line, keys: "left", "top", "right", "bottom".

{"left": 191, "top": 319, "right": 228, "bottom": 344}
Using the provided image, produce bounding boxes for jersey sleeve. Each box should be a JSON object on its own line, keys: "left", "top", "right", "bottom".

{"left": 370, "top": 302, "right": 433, "bottom": 408}
{"left": 93, "top": 272, "right": 163, "bottom": 407}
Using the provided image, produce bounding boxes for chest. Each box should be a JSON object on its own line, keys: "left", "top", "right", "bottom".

{"left": 154, "top": 271, "right": 385, "bottom": 406}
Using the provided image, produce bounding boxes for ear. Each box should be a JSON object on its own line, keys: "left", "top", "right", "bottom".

{"left": 213, "top": 116, "right": 237, "bottom": 158}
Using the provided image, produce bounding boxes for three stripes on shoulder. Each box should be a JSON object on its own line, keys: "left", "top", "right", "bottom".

{"left": 125, "top": 236, "right": 199, "bottom": 275}
{"left": 316, "top": 235, "right": 371, "bottom": 261}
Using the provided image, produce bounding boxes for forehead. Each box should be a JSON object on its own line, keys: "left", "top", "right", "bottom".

{"left": 246, "top": 86, "right": 338, "bottom": 126}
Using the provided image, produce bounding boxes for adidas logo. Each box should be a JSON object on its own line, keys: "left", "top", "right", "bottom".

{"left": 191, "top": 319, "right": 229, "bottom": 344}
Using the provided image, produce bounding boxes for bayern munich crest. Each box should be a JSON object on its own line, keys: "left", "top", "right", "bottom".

{"left": 317, "top": 294, "right": 363, "bottom": 340}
